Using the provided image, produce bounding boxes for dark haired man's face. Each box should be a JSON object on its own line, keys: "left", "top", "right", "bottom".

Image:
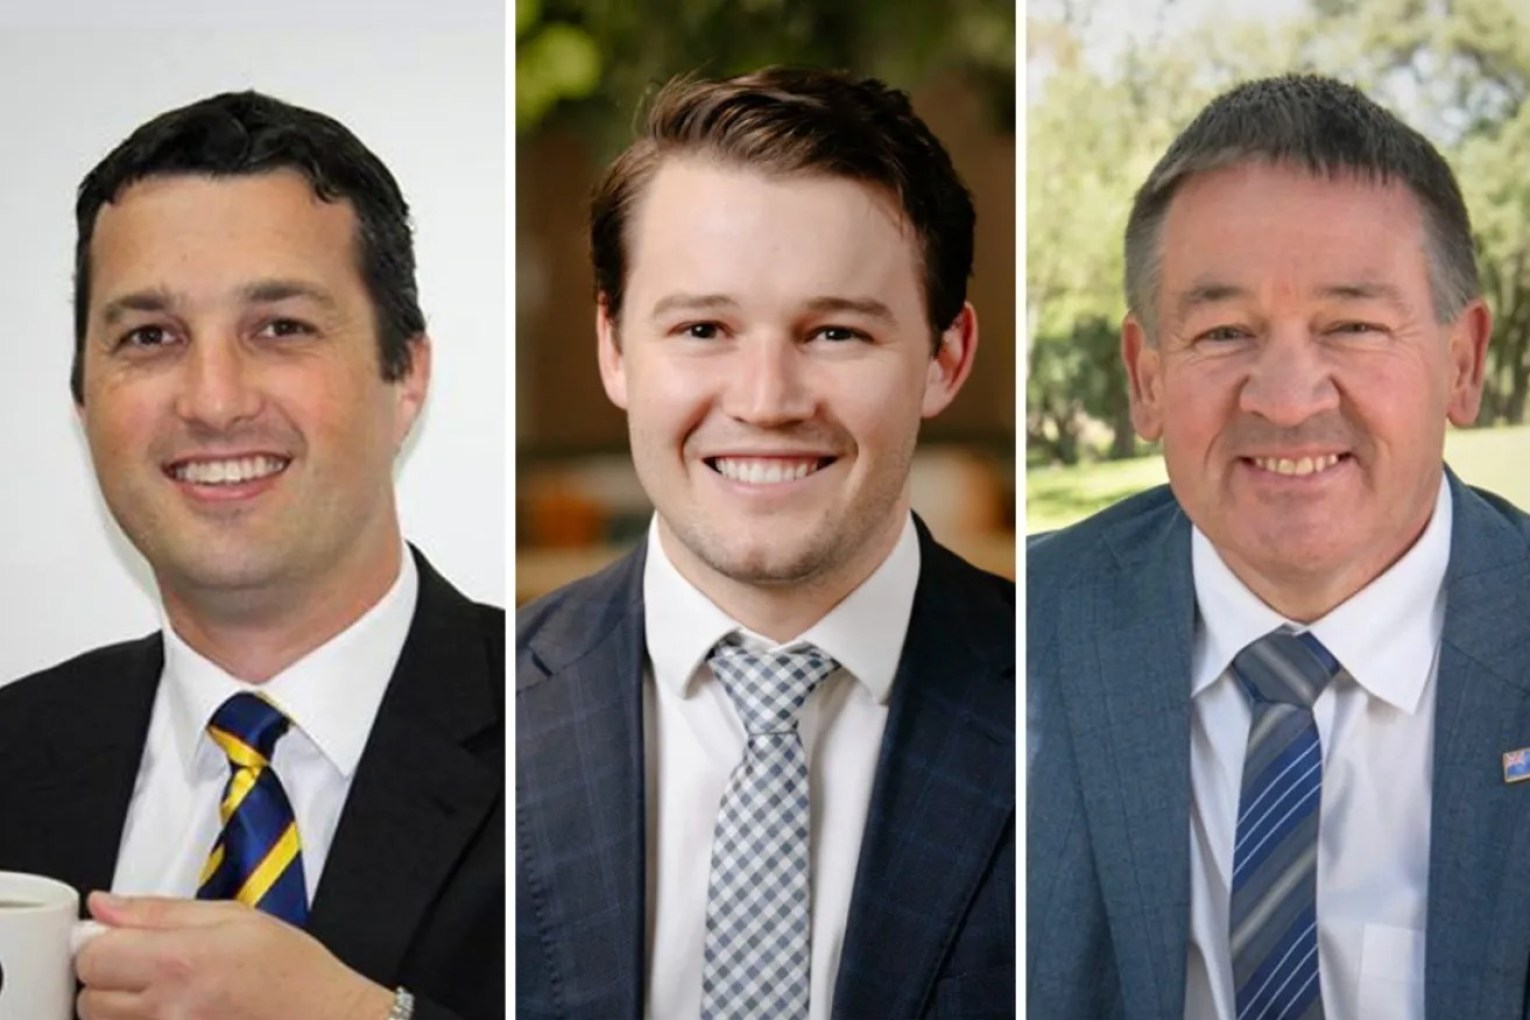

{"left": 1123, "top": 161, "right": 1488, "bottom": 619}
{"left": 78, "top": 170, "right": 428, "bottom": 621}
{"left": 597, "top": 158, "right": 971, "bottom": 603}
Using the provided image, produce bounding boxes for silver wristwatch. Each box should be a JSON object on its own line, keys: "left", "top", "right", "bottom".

{"left": 386, "top": 987, "right": 416, "bottom": 1020}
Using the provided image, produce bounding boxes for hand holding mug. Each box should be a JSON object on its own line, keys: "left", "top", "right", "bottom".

{"left": 74, "top": 892, "right": 394, "bottom": 1020}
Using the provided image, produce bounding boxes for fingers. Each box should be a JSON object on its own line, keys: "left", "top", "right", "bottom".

{"left": 75, "top": 927, "right": 173, "bottom": 993}
{"left": 77, "top": 986, "right": 141, "bottom": 1020}
{"left": 88, "top": 891, "right": 248, "bottom": 930}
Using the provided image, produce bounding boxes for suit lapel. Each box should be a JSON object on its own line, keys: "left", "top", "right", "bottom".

{"left": 308, "top": 551, "right": 501, "bottom": 981}
{"left": 517, "top": 544, "right": 648, "bottom": 1020}
{"left": 1059, "top": 500, "right": 1195, "bottom": 1019}
{"left": 1425, "top": 479, "right": 1530, "bottom": 1018}
{"left": 831, "top": 528, "right": 1014, "bottom": 1019}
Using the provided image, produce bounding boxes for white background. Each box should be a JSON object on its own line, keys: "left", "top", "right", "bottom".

{"left": 0, "top": 0, "right": 506, "bottom": 681}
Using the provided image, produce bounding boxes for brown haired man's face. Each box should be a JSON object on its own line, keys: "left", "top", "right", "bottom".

{"left": 598, "top": 158, "right": 970, "bottom": 600}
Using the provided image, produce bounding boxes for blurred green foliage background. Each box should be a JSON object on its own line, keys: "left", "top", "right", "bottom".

{"left": 517, "top": 0, "right": 1015, "bottom": 151}
{"left": 1029, "top": 0, "right": 1530, "bottom": 488}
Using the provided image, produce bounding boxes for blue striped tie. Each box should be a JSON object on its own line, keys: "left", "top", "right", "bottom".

{"left": 1229, "top": 628, "right": 1340, "bottom": 1020}
{"left": 197, "top": 692, "right": 308, "bottom": 926}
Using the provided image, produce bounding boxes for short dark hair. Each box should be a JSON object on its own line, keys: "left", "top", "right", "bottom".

{"left": 72, "top": 90, "right": 425, "bottom": 403}
{"left": 1124, "top": 73, "right": 1478, "bottom": 339}
{"left": 590, "top": 66, "right": 975, "bottom": 347}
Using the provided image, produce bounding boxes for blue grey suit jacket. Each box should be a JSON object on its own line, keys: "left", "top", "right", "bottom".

{"left": 1028, "top": 472, "right": 1530, "bottom": 1019}
{"left": 517, "top": 519, "right": 1015, "bottom": 1019}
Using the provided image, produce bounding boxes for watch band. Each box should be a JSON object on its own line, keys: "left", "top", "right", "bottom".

{"left": 386, "top": 987, "right": 416, "bottom": 1020}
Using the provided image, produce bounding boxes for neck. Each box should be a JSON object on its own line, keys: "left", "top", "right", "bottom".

{"left": 159, "top": 541, "right": 405, "bottom": 682}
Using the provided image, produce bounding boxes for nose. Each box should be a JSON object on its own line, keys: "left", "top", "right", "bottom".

{"left": 723, "top": 336, "right": 814, "bottom": 427}
{"left": 173, "top": 335, "right": 262, "bottom": 431}
{"left": 1237, "top": 326, "right": 1340, "bottom": 427}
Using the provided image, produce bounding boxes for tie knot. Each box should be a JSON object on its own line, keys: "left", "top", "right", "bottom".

{"left": 207, "top": 692, "right": 292, "bottom": 767}
{"left": 708, "top": 639, "right": 837, "bottom": 736}
{"left": 1231, "top": 627, "right": 1342, "bottom": 709}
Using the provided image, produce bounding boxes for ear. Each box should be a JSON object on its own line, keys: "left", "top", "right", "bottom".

{"left": 921, "top": 302, "right": 979, "bottom": 418}
{"left": 1445, "top": 297, "right": 1492, "bottom": 427}
{"left": 1122, "top": 314, "right": 1164, "bottom": 441}
{"left": 392, "top": 334, "right": 432, "bottom": 447}
{"left": 596, "top": 297, "right": 628, "bottom": 411}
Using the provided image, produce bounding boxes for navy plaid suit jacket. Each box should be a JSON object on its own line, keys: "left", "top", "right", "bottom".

{"left": 516, "top": 518, "right": 1015, "bottom": 1019}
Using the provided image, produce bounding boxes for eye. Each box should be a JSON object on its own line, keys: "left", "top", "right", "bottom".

{"left": 680, "top": 322, "right": 723, "bottom": 340}
{"left": 1196, "top": 325, "right": 1249, "bottom": 343}
{"left": 117, "top": 324, "right": 176, "bottom": 349}
{"left": 812, "top": 325, "right": 868, "bottom": 343}
{"left": 255, "top": 318, "right": 315, "bottom": 339}
{"left": 1328, "top": 321, "right": 1385, "bottom": 336}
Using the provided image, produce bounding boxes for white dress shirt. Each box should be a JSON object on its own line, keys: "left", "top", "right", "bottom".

{"left": 1185, "top": 481, "right": 1450, "bottom": 1020}
{"left": 642, "top": 514, "right": 920, "bottom": 1020}
{"left": 113, "top": 550, "right": 418, "bottom": 902}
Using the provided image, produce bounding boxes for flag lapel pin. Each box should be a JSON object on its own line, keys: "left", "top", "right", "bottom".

{"left": 1504, "top": 748, "right": 1530, "bottom": 784}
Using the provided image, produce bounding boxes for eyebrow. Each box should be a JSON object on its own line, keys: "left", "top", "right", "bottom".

{"left": 649, "top": 293, "right": 738, "bottom": 320}
{"left": 647, "top": 292, "right": 897, "bottom": 323}
{"left": 802, "top": 295, "right": 897, "bottom": 323}
{"left": 238, "top": 279, "right": 339, "bottom": 308}
{"left": 99, "top": 279, "right": 338, "bottom": 327}
{"left": 1173, "top": 278, "right": 1412, "bottom": 322}
{"left": 100, "top": 287, "right": 176, "bottom": 327}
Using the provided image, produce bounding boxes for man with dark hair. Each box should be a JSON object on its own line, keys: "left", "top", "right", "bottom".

{"left": 1028, "top": 73, "right": 1524, "bottom": 1020}
{"left": 0, "top": 92, "right": 502, "bottom": 1020}
{"left": 517, "top": 67, "right": 1014, "bottom": 1019}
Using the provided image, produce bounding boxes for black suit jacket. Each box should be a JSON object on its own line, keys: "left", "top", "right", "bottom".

{"left": 516, "top": 519, "right": 1015, "bottom": 1019}
{"left": 0, "top": 548, "right": 504, "bottom": 1020}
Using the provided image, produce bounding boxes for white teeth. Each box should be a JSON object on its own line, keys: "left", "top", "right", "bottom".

{"left": 1253, "top": 453, "right": 1341, "bottom": 477}
{"left": 713, "top": 457, "right": 821, "bottom": 484}
{"left": 174, "top": 455, "right": 288, "bottom": 485}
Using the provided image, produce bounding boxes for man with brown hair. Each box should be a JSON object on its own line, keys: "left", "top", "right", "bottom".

{"left": 517, "top": 67, "right": 1014, "bottom": 1019}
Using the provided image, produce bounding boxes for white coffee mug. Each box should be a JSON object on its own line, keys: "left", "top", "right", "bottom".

{"left": 0, "top": 872, "right": 103, "bottom": 1020}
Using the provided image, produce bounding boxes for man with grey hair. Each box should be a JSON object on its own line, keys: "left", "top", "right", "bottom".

{"left": 1029, "top": 73, "right": 1530, "bottom": 1019}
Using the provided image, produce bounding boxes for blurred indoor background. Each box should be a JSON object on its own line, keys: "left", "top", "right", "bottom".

{"left": 516, "top": 0, "right": 1016, "bottom": 603}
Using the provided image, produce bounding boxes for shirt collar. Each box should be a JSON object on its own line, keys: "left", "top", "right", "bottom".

{"left": 641, "top": 513, "right": 920, "bottom": 705}
{"left": 161, "top": 545, "right": 420, "bottom": 779}
{"left": 1191, "top": 478, "right": 1450, "bottom": 714}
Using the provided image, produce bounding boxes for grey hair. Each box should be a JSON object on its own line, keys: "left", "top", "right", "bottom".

{"left": 1123, "top": 74, "right": 1478, "bottom": 341}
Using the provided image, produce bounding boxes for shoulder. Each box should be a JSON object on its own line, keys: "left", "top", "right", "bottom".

{"left": 1456, "top": 479, "right": 1530, "bottom": 543}
{"left": 515, "top": 542, "right": 646, "bottom": 684}
{"left": 1028, "top": 483, "right": 1182, "bottom": 588}
{"left": 915, "top": 527, "right": 1014, "bottom": 677}
{"left": 409, "top": 546, "right": 505, "bottom": 664}
{"left": 920, "top": 531, "right": 1013, "bottom": 616}
{"left": 0, "top": 634, "right": 162, "bottom": 739}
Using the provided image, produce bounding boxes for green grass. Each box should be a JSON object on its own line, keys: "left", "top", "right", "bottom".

{"left": 1026, "top": 424, "right": 1530, "bottom": 533}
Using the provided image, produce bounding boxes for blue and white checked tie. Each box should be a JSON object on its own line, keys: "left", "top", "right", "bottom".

{"left": 1229, "top": 628, "right": 1342, "bottom": 1020}
{"left": 700, "top": 638, "right": 837, "bottom": 1020}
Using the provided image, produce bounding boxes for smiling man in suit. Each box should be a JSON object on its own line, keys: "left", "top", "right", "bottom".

{"left": 0, "top": 93, "right": 501, "bottom": 1020}
{"left": 516, "top": 67, "right": 1014, "bottom": 1019}
{"left": 1026, "top": 74, "right": 1530, "bottom": 1020}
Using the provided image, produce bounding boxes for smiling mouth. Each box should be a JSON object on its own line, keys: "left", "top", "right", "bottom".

{"left": 706, "top": 456, "right": 835, "bottom": 485}
{"left": 1248, "top": 453, "right": 1347, "bottom": 477}
{"left": 166, "top": 455, "right": 291, "bottom": 486}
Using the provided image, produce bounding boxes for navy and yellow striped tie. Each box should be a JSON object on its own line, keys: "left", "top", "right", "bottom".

{"left": 197, "top": 692, "right": 308, "bottom": 926}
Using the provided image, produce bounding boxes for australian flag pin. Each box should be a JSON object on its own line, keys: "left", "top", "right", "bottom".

{"left": 1504, "top": 748, "right": 1530, "bottom": 784}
